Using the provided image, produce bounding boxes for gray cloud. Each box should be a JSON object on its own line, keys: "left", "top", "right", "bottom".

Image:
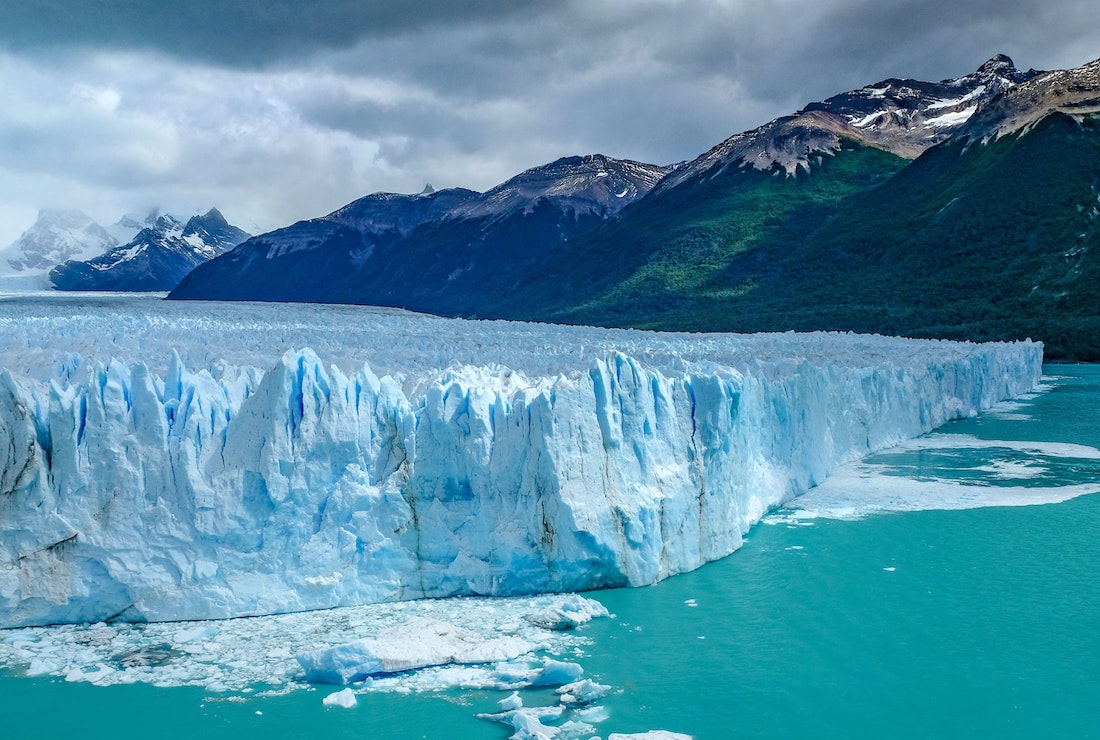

{"left": 1, "top": 0, "right": 1099, "bottom": 247}
{"left": 0, "top": 0, "right": 550, "bottom": 68}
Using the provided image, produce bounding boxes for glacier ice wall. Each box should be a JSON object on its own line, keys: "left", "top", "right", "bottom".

{"left": 0, "top": 299, "right": 1042, "bottom": 627}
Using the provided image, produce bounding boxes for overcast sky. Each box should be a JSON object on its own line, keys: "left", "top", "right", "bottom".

{"left": 1, "top": 0, "right": 1099, "bottom": 244}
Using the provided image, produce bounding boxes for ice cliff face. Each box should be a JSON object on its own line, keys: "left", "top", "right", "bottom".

{"left": 0, "top": 298, "right": 1042, "bottom": 628}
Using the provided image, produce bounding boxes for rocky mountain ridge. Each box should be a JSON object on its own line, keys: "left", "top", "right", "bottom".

{"left": 654, "top": 54, "right": 1038, "bottom": 191}
{"left": 169, "top": 154, "right": 670, "bottom": 305}
{"left": 168, "top": 53, "right": 1100, "bottom": 356}
{"left": 958, "top": 56, "right": 1100, "bottom": 142}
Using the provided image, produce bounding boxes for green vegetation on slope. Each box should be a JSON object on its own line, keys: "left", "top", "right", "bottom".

{"left": 513, "top": 114, "right": 1100, "bottom": 360}
{"left": 491, "top": 142, "right": 907, "bottom": 326}
{"left": 709, "top": 112, "right": 1100, "bottom": 360}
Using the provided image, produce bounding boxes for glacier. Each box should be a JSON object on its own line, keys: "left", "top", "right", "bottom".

{"left": 0, "top": 295, "right": 1042, "bottom": 628}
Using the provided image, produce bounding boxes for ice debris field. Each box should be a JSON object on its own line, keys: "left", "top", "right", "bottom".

{"left": 0, "top": 592, "right": 637, "bottom": 739}
{"left": 0, "top": 294, "right": 1043, "bottom": 630}
{"left": 779, "top": 433, "right": 1100, "bottom": 521}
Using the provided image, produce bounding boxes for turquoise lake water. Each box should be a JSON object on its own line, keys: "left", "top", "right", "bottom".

{"left": 3, "top": 366, "right": 1099, "bottom": 739}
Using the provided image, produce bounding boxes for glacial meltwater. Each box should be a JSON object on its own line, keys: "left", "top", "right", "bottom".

{"left": 3, "top": 363, "right": 1098, "bottom": 738}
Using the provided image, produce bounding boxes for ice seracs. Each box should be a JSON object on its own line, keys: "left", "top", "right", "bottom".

{"left": 0, "top": 296, "right": 1042, "bottom": 628}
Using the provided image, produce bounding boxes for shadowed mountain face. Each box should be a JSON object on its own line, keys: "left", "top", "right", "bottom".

{"left": 50, "top": 209, "right": 250, "bottom": 292}
{"left": 508, "top": 58, "right": 1100, "bottom": 360}
{"left": 170, "top": 55, "right": 1100, "bottom": 358}
{"left": 169, "top": 155, "right": 670, "bottom": 308}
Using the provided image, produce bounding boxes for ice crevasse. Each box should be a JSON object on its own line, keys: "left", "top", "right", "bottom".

{"left": 0, "top": 328, "right": 1042, "bottom": 628}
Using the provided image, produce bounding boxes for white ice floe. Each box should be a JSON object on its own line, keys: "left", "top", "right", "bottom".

{"left": 321, "top": 688, "right": 357, "bottom": 708}
{"left": 297, "top": 617, "right": 535, "bottom": 684}
{"left": 777, "top": 434, "right": 1100, "bottom": 520}
{"left": 527, "top": 594, "right": 610, "bottom": 631}
{"left": 530, "top": 658, "right": 585, "bottom": 687}
{"left": 0, "top": 593, "right": 606, "bottom": 694}
{"left": 0, "top": 294, "right": 1041, "bottom": 628}
{"left": 478, "top": 704, "right": 568, "bottom": 740}
{"left": 557, "top": 678, "right": 610, "bottom": 704}
{"left": 609, "top": 732, "right": 694, "bottom": 739}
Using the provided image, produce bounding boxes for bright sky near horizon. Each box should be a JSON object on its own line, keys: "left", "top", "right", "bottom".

{"left": 1, "top": 0, "right": 1099, "bottom": 244}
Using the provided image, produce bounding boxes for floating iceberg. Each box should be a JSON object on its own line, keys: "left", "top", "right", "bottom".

{"left": 527, "top": 594, "right": 610, "bottom": 630}
{"left": 296, "top": 617, "right": 534, "bottom": 684}
{"left": 322, "top": 688, "right": 357, "bottom": 708}
{"left": 0, "top": 295, "right": 1042, "bottom": 627}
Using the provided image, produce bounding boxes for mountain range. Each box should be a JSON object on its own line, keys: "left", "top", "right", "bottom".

{"left": 163, "top": 54, "right": 1100, "bottom": 358}
{"left": 0, "top": 209, "right": 133, "bottom": 289}
{"left": 171, "top": 155, "right": 669, "bottom": 310}
{"left": 50, "top": 208, "right": 250, "bottom": 291}
{"left": 0, "top": 208, "right": 250, "bottom": 291}
{"left": 507, "top": 55, "right": 1100, "bottom": 359}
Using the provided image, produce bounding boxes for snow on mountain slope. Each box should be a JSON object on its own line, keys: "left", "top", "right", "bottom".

{"left": 104, "top": 210, "right": 161, "bottom": 246}
{"left": 168, "top": 155, "right": 669, "bottom": 305}
{"left": 49, "top": 209, "right": 250, "bottom": 292}
{"left": 0, "top": 210, "right": 120, "bottom": 288}
{"left": 326, "top": 186, "right": 480, "bottom": 234}
{"left": 446, "top": 155, "right": 671, "bottom": 220}
{"left": 0, "top": 295, "right": 1042, "bottom": 628}
{"left": 655, "top": 54, "right": 1037, "bottom": 189}
{"left": 956, "top": 56, "right": 1100, "bottom": 143}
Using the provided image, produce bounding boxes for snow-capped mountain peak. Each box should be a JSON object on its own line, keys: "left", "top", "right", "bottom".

{"left": 180, "top": 208, "right": 251, "bottom": 259}
{"left": 655, "top": 54, "right": 1040, "bottom": 191}
{"left": 0, "top": 209, "right": 119, "bottom": 279}
{"left": 956, "top": 56, "right": 1100, "bottom": 144}
{"left": 446, "top": 154, "right": 671, "bottom": 220}
{"left": 50, "top": 208, "right": 251, "bottom": 292}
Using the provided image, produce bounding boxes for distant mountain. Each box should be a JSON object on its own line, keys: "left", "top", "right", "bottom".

{"left": 170, "top": 154, "right": 670, "bottom": 309}
{"left": 171, "top": 187, "right": 480, "bottom": 303}
{"left": 50, "top": 208, "right": 250, "bottom": 292}
{"left": 652, "top": 54, "right": 1037, "bottom": 192}
{"left": 479, "top": 57, "right": 1037, "bottom": 325}
{"left": 0, "top": 210, "right": 119, "bottom": 289}
{"left": 168, "top": 54, "right": 1100, "bottom": 358}
{"left": 512, "top": 56, "right": 1100, "bottom": 360}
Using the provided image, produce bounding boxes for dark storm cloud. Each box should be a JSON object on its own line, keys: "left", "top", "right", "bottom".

{"left": 2, "top": 0, "right": 1099, "bottom": 247}
{"left": 0, "top": 0, "right": 549, "bottom": 67}
{"left": 643, "top": 0, "right": 1100, "bottom": 113}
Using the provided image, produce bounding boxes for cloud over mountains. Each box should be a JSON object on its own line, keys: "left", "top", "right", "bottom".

{"left": 1, "top": 0, "right": 1098, "bottom": 245}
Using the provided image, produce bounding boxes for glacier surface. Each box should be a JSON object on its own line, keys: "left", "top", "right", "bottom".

{"left": 0, "top": 294, "right": 1042, "bottom": 628}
